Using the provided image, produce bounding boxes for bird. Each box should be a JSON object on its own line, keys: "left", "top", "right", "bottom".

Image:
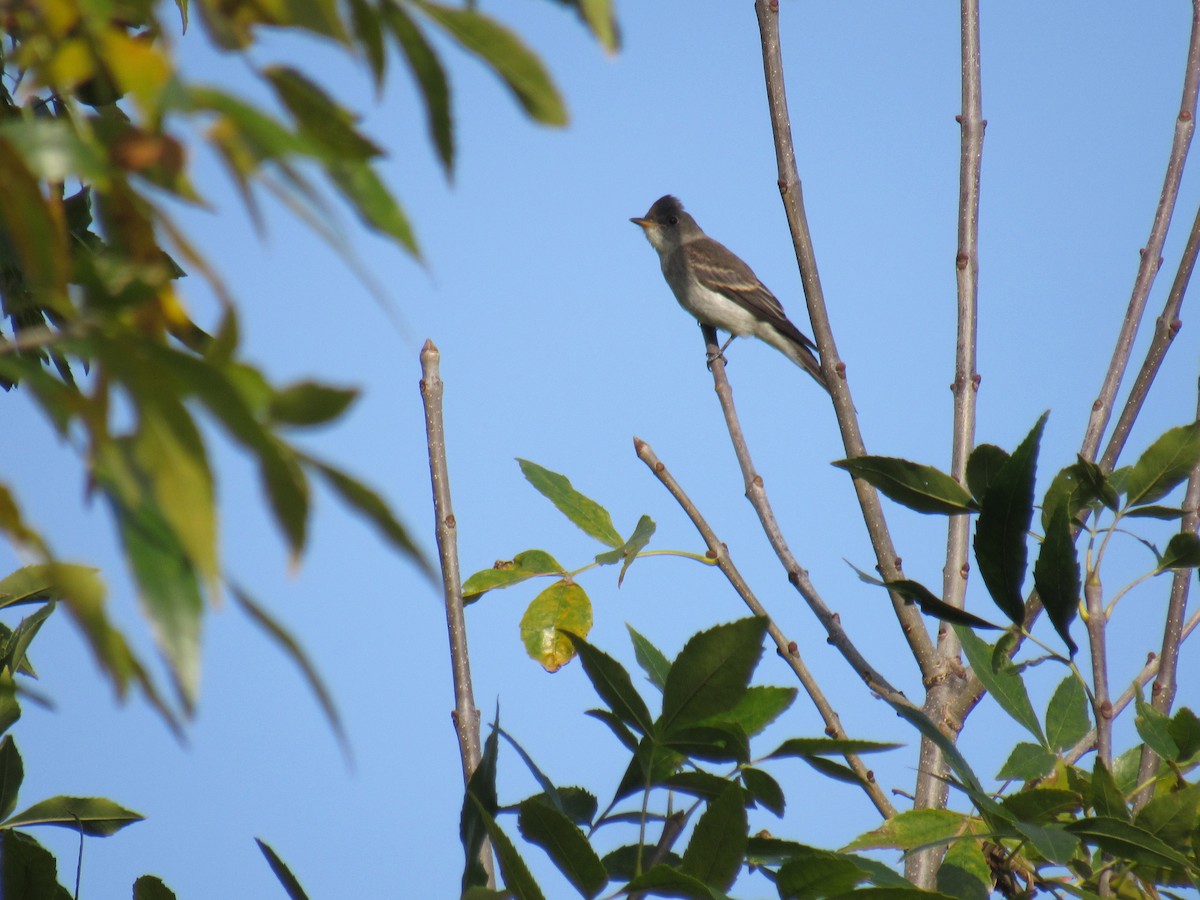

{"left": 630, "top": 195, "right": 828, "bottom": 391}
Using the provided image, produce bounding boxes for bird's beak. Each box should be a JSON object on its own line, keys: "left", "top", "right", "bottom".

{"left": 629, "top": 216, "right": 654, "bottom": 228}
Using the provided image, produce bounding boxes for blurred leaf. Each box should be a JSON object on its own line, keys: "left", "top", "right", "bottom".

{"left": 327, "top": 158, "right": 419, "bottom": 254}
{"left": 996, "top": 742, "right": 1055, "bottom": 782}
{"left": 767, "top": 737, "right": 903, "bottom": 759}
{"left": 269, "top": 381, "right": 359, "bottom": 427}
{"left": 0, "top": 600, "right": 54, "bottom": 677}
{"left": 264, "top": 66, "right": 381, "bottom": 162}
{"left": 625, "top": 864, "right": 723, "bottom": 899}
{"left": 0, "top": 736, "right": 23, "bottom": 821}
{"left": 956, "top": 626, "right": 1045, "bottom": 747}
{"left": 1045, "top": 676, "right": 1089, "bottom": 752}
{"left": 0, "top": 830, "right": 72, "bottom": 900}
{"left": 461, "top": 710, "right": 499, "bottom": 891}
{"left": 831, "top": 456, "right": 977, "bottom": 515}
{"left": 255, "top": 838, "right": 311, "bottom": 900}
{"left": 1134, "top": 782, "right": 1200, "bottom": 849}
{"left": 1124, "top": 505, "right": 1186, "bottom": 520}
{"left": 776, "top": 848, "right": 870, "bottom": 898}
{"left": 410, "top": 1, "right": 567, "bottom": 126}
{"left": 517, "top": 798, "right": 606, "bottom": 898}
{"left": 1, "top": 795, "right": 143, "bottom": 835}
{"left": 348, "top": 0, "right": 387, "bottom": 90}
{"left": 626, "top": 624, "right": 670, "bottom": 692}
{"left": 0, "top": 673, "right": 17, "bottom": 738}
{"left": 470, "top": 796, "right": 546, "bottom": 900}
{"left": 1155, "top": 533, "right": 1200, "bottom": 572}
{"left": 1033, "top": 502, "right": 1079, "bottom": 655}
{"left": 133, "top": 875, "right": 178, "bottom": 900}
{"left": 661, "top": 771, "right": 745, "bottom": 804}
{"left": 1135, "top": 691, "right": 1180, "bottom": 761}
{"left": 384, "top": 1, "right": 453, "bottom": 171}
{"left": 516, "top": 459, "right": 622, "bottom": 548}
{"left": 974, "top": 412, "right": 1048, "bottom": 625}
{"left": 1122, "top": 422, "right": 1200, "bottom": 507}
{"left": 230, "top": 585, "right": 346, "bottom": 757}
{"left": 463, "top": 550, "right": 565, "bottom": 602}
{"left": 740, "top": 767, "right": 784, "bottom": 816}
{"left": 0, "top": 119, "right": 108, "bottom": 186}
{"left": 680, "top": 784, "right": 746, "bottom": 892}
{"left": 1065, "top": 816, "right": 1195, "bottom": 871}
{"left": 1012, "top": 819, "right": 1077, "bottom": 866}
{"left": 660, "top": 617, "right": 766, "bottom": 733}
{"left": 1000, "top": 788, "right": 1082, "bottom": 823}
{"left": 965, "top": 443, "right": 1009, "bottom": 503}
{"left": 1168, "top": 707, "right": 1200, "bottom": 761}
{"left": 520, "top": 580, "right": 591, "bottom": 672}
{"left": 1090, "top": 758, "right": 1130, "bottom": 821}
{"left": 845, "top": 808, "right": 975, "bottom": 852}
{"left": 564, "top": 633, "right": 652, "bottom": 736}
{"left": 0, "top": 138, "right": 69, "bottom": 302}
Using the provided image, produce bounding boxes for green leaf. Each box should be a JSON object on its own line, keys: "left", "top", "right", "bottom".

{"left": 799, "top": 754, "right": 866, "bottom": 787}
{"left": 0, "top": 736, "right": 22, "bottom": 821}
{"left": 776, "top": 849, "right": 872, "bottom": 899}
{"left": 1045, "top": 676, "right": 1089, "bottom": 752}
{"left": 461, "top": 711, "right": 500, "bottom": 891}
{"left": 347, "top": 0, "right": 387, "bottom": 90}
{"left": 884, "top": 578, "right": 1001, "bottom": 630}
{"left": 0, "top": 139, "right": 69, "bottom": 301}
{"left": 937, "top": 839, "right": 992, "bottom": 900}
{"left": 516, "top": 460, "right": 622, "bottom": 548}
{"left": 1136, "top": 690, "right": 1180, "bottom": 761}
{"left": 269, "top": 381, "right": 359, "bottom": 427}
{"left": 680, "top": 786, "right": 747, "bottom": 891}
{"left": 0, "top": 600, "right": 54, "bottom": 676}
{"left": 1, "top": 796, "right": 143, "bottom": 835}
{"left": 845, "top": 808, "right": 974, "bottom": 852}
{"left": 1065, "top": 816, "right": 1196, "bottom": 871}
{"left": 133, "top": 874, "right": 178, "bottom": 900}
{"left": 886, "top": 700, "right": 986, "bottom": 799}
{"left": 1041, "top": 459, "right": 1117, "bottom": 531}
{"left": 1155, "top": 532, "right": 1200, "bottom": 572}
{"left": 522, "top": 786, "right": 597, "bottom": 828}
{"left": 410, "top": 1, "right": 568, "bottom": 126}
{"left": 1134, "top": 782, "right": 1200, "bottom": 849}
{"left": 973, "top": 412, "right": 1048, "bottom": 625}
{"left": 1168, "top": 707, "right": 1200, "bottom": 760}
{"left": 470, "top": 796, "right": 546, "bottom": 900}
{"left": 497, "top": 726, "right": 565, "bottom": 816}
{"left": 1000, "top": 788, "right": 1081, "bottom": 823}
{"left": 0, "top": 830, "right": 72, "bottom": 899}
{"left": 965, "top": 443, "right": 1009, "bottom": 503}
{"left": 520, "top": 581, "right": 592, "bottom": 672}
{"left": 1124, "top": 505, "right": 1186, "bottom": 520}
{"left": 383, "top": 1, "right": 454, "bottom": 171}
{"left": 1122, "top": 422, "right": 1200, "bottom": 507}
{"left": 626, "top": 624, "right": 670, "bottom": 692}
{"left": 660, "top": 617, "right": 767, "bottom": 733}
{"left": 740, "top": 767, "right": 784, "bottom": 816}
{"left": 327, "top": 158, "right": 419, "bottom": 254}
{"left": 700, "top": 685, "right": 796, "bottom": 738}
{"left": 955, "top": 626, "right": 1045, "bottom": 747}
{"left": 0, "top": 119, "right": 109, "bottom": 186}
{"left": 229, "top": 585, "right": 346, "bottom": 756}
{"left": 263, "top": 66, "right": 381, "bottom": 161}
{"left": 463, "top": 550, "right": 565, "bottom": 602}
{"left": 594, "top": 514, "right": 655, "bottom": 587}
{"left": 624, "top": 864, "right": 725, "bottom": 899}
{"left": 1033, "top": 502, "right": 1080, "bottom": 655}
{"left": 255, "top": 838, "right": 311, "bottom": 900}
{"left": 996, "top": 742, "right": 1056, "bottom": 782}
{"left": 767, "top": 737, "right": 903, "bottom": 759}
{"left": 831, "top": 457, "right": 977, "bottom": 515}
{"left": 1012, "top": 820, "right": 1078, "bottom": 865}
{"left": 661, "top": 723, "right": 749, "bottom": 764}
{"left": 517, "top": 798, "right": 606, "bottom": 898}
{"left": 562, "top": 633, "right": 653, "bottom": 736}
{"left": 1090, "top": 758, "right": 1129, "bottom": 821}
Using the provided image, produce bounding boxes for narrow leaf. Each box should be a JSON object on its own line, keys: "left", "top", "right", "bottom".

{"left": 269, "top": 381, "right": 358, "bottom": 427}
{"left": 517, "top": 460, "right": 622, "bottom": 548}
{"left": 626, "top": 625, "right": 670, "bottom": 692}
{"left": 1122, "top": 422, "right": 1200, "bottom": 507}
{"left": 955, "top": 626, "right": 1045, "bottom": 747}
{"left": 1032, "top": 502, "right": 1080, "bottom": 655}
{"left": 255, "top": 838, "right": 311, "bottom": 900}
{"left": 740, "top": 767, "right": 784, "bottom": 816}
{"left": 831, "top": 457, "right": 977, "bottom": 515}
{"left": 0, "top": 736, "right": 23, "bottom": 821}
{"left": 563, "top": 633, "right": 653, "bottom": 735}
{"left": 885, "top": 578, "right": 1001, "bottom": 630}
{"left": 767, "top": 738, "right": 903, "bottom": 759}
{"left": 1, "top": 796, "right": 143, "bottom": 835}
{"left": 470, "top": 796, "right": 547, "bottom": 900}
{"left": 384, "top": 1, "right": 454, "bottom": 171}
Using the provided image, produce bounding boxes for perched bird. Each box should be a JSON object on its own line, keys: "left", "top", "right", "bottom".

{"left": 631, "top": 195, "right": 828, "bottom": 391}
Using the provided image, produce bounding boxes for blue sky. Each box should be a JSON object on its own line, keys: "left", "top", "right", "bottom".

{"left": 5, "top": 2, "right": 1200, "bottom": 897}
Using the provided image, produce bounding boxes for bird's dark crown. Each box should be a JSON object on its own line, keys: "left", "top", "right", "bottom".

{"left": 646, "top": 195, "right": 685, "bottom": 220}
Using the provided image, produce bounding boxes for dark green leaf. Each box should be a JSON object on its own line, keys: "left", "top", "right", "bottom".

{"left": 230, "top": 585, "right": 346, "bottom": 757}
{"left": 522, "top": 786, "right": 597, "bottom": 828}
{"left": 263, "top": 66, "right": 382, "bottom": 161}
{"left": 973, "top": 412, "right": 1048, "bottom": 625}
{"left": 517, "top": 798, "right": 606, "bottom": 899}
{"left": 886, "top": 700, "right": 985, "bottom": 799}
{"left": 1156, "top": 533, "right": 1200, "bottom": 572}
{"left": 800, "top": 754, "right": 866, "bottom": 786}
{"left": 1136, "top": 691, "right": 1180, "bottom": 761}
{"left": 831, "top": 457, "right": 977, "bottom": 515}
{"left": 1122, "top": 423, "right": 1200, "bottom": 507}
{"left": 680, "top": 785, "right": 746, "bottom": 892}
{"left": 1125, "top": 505, "right": 1186, "bottom": 520}
{"left": 0, "top": 600, "right": 54, "bottom": 676}
{"left": 1033, "top": 502, "right": 1080, "bottom": 655}
{"left": 996, "top": 742, "right": 1056, "bottom": 782}
{"left": 626, "top": 624, "right": 670, "bottom": 692}
{"left": 0, "top": 830, "right": 72, "bottom": 900}
{"left": 700, "top": 685, "right": 796, "bottom": 738}
{"left": 776, "top": 849, "right": 872, "bottom": 899}
{"left": 767, "top": 737, "right": 903, "bottom": 759}
{"left": 1091, "top": 758, "right": 1130, "bottom": 821}
{"left": 517, "top": 460, "right": 622, "bottom": 548}
{"left": 461, "top": 711, "right": 500, "bottom": 891}
{"left": 601, "top": 845, "right": 683, "bottom": 882}
{"left": 268, "top": 381, "right": 358, "bottom": 427}
{"left": 347, "top": 0, "right": 387, "bottom": 90}
{"left": 955, "top": 626, "right": 1045, "bottom": 746}
{"left": 255, "top": 838, "right": 311, "bottom": 900}
{"left": 624, "top": 864, "right": 724, "bottom": 898}
{"left": 740, "top": 767, "right": 784, "bottom": 816}
{"left": 563, "top": 633, "right": 653, "bottom": 735}
{"left": 133, "top": 875, "right": 178, "bottom": 900}
{"left": 471, "top": 796, "right": 546, "bottom": 900}
{"left": 1065, "top": 816, "right": 1195, "bottom": 870}
{"left": 1, "top": 796, "right": 143, "bottom": 835}
{"left": 885, "top": 579, "right": 1001, "bottom": 630}
{"left": 662, "top": 723, "right": 749, "bottom": 764}
{"left": 965, "top": 443, "right": 1009, "bottom": 503}
{"left": 1041, "top": 460, "right": 1116, "bottom": 531}
{"left": 384, "top": 1, "right": 454, "bottom": 171}
{"left": 463, "top": 550, "right": 564, "bottom": 602}
{"left": 1045, "top": 676, "right": 1089, "bottom": 751}
{"left": 0, "top": 736, "right": 22, "bottom": 821}
{"left": 411, "top": 1, "right": 567, "bottom": 126}
{"left": 1135, "top": 782, "right": 1200, "bottom": 849}
{"left": 1168, "top": 707, "right": 1200, "bottom": 760}
{"left": 1000, "top": 788, "right": 1081, "bottom": 823}
{"left": 583, "top": 708, "right": 638, "bottom": 753}
{"left": 660, "top": 617, "right": 767, "bottom": 733}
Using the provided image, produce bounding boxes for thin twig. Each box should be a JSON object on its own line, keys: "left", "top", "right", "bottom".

{"left": 420, "top": 339, "right": 493, "bottom": 887}
{"left": 1133, "top": 382, "right": 1200, "bottom": 810}
{"left": 1081, "top": 0, "right": 1200, "bottom": 462}
{"left": 751, "top": 1, "right": 937, "bottom": 677}
{"left": 1084, "top": 575, "right": 1113, "bottom": 768}
{"left": 634, "top": 436, "right": 898, "bottom": 818}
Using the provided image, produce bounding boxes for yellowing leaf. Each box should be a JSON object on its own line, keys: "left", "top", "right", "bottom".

{"left": 519, "top": 581, "right": 591, "bottom": 672}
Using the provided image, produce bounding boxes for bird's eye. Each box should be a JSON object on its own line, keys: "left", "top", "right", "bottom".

{"left": 667, "top": 215, "right": 678, "bottom": 225}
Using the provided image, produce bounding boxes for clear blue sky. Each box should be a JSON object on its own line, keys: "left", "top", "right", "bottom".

{"left": 5, "top": 2, "right": 1200, "bottom": 897}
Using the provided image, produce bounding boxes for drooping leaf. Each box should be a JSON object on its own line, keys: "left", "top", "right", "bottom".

{"left": 831, "top": 456, "right": 977, "bottom": 515}
{"left": 1065, "top": 816, "right": 1195, "bottom": 871}
{"left": 1155, "top": 533, "right": 1200, "bottom": 572}
{"left": 974, "top": 412, "right": 1048, "bottom": 625}
{"left": 955, "top": 625, "right": 1045, "bottom": 747}
{"left": 660, "top": 617, "right": 767, "bottom": 734}
{"left": 462, "top": 550, "right": 565, "bottom": 602}
{"left": 740, "top": 767, "right": 784, "bottom": 816}
{"left": 1122, "top": 422, "right": 1200, "bottom": 507}
{"left": 519, "top": 581, "right": 591, "bottom": 672}
{"left": 460, "top": 710, "right": 499, "bottom": 891}
{"left": 562, "top": 633, "right": 653, "bottom": 736}
{"left": 383, "top": 1, "right": 453, "bottom": 171}
{"left": 347, "top": 0, "right": 387, "bottom": 90}
{"left": 0, "top": 736, "right": 23, "bottom": 821}
{"left": 517, "top": 798, "right": 606, "bottom": 898}
{"left": 516, "top": 460, "right": 623, "bottom": 548}
{"left": 255, "top": 838, "right": 311, "bottom": 900}
{"left": 680, "top": 785, "right": 747, "bottom": 892}
{"left": 1032, "top": 502, "right": 1080, "bottom": 655}
{"left": 1, "top": 795, "right": 143, "bottom": 835}
{"left": 263, "top": 66, "right": 382, "bottom": 162}
{"left": 327, "top": 158, "right": 419, "bottom": 254}
{"left": 883, "top": 578, "right": 1001, "bottom": 630}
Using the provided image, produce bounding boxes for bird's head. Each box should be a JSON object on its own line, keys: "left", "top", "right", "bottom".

{"left": 630, "top": 195, "right": 702, "bottom": 252}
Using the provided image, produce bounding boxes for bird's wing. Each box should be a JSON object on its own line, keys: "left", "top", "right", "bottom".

{"left": 685, "top": 238, "right": 817, "bottom": 352}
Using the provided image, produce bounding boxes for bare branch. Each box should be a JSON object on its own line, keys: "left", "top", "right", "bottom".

{"left": 634, "top": 436, "right": 898, "bottom": 818}
{"left": 419, "top": 339, "right": 493, "bottom": 887}
{"left": 751, "top": 1, "right": 936, "bottom": 677}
